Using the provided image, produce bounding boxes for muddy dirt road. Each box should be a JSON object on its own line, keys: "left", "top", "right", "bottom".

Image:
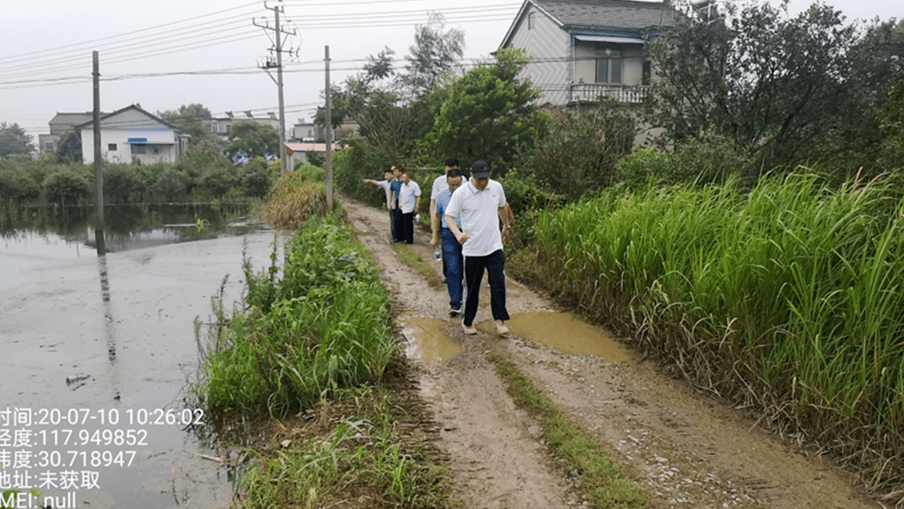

{"left": 344, "top": 198, "right": 881, "bottom": 509}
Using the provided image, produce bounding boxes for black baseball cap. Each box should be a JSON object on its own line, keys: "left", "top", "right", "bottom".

{"left": 470, "top": 160, "right": 491, "bottom": 178}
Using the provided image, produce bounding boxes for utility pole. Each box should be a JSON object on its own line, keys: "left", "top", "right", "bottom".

{"left": 254, "top": 1, "right": 296, "bottom": 176}
{"left": 92, "top": 51, "right": 106, "bottom": 256}
{"left": 324, "top": 45, "right": 333, "bottom": 211}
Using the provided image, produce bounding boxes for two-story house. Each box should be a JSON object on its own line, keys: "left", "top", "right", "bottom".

{"left": 205, "top": 111, "right": 280, "bottom": 142}
{"left": 76, "top": 104, "right": 190, "bottom": 165}
{"left": 499, "top": 0, "right": 680, "bottom": 106}
{"left": 38, "top": 112, "right": 97, "bottom": 156}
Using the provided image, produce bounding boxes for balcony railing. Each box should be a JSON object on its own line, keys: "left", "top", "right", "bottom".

{"left": 570, "top": 83, "right": 651, "bottom": 104}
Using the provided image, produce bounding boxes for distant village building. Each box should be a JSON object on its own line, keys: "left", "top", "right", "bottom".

{"left": 38, "top": 112, "right": 96, "bottom": 157}
{"left": 291, "top": 118, "right": 359, "bottom": 143}
{"left": 76, "top": 104, "right": 190, "bottom": 165}
{"left": 205, "top": 111, "right": 279, "bottom": 141}
{"left": 284, "top": 142, "right": 344, "bottom": 168}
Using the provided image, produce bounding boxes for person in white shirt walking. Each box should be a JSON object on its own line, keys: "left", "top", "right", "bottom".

{"left": 397, "top": 169, "right": 422, "bottom": 244}
{"left": 444, "top": 160, "right": 513, "bottom": 336}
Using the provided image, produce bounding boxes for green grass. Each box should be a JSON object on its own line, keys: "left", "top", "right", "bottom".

{"left": 238, "top": 386, "right": 449, "bottom": 509}
{"left": 392, "top": 242, "right": 443, "bottom": 287}
{"left": 491, "top": 355, "right": 650, "bottom": 509}
{"left": 514, "top": 171, "right": 904, "bottom": 495}
{"left": 194, "top": 219, "right": 399, "bottom": 419}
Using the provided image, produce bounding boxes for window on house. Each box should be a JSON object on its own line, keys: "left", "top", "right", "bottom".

{"left": 131, "top": 145, "right": 146, "bottom": 155}
{"left": 642, "top": 60, "right": 652, "bottom": 86}
{"left": 528, "top": 12, "right": 536, "bottom": 30}
{"left": 108, "top": 143, "right": 117, "bottom": 151}
{"left": 45, "top": 143, "right": 54, "bottom": 151}
{"left": 595, "top": 46, "right": 623, "bottom": 84}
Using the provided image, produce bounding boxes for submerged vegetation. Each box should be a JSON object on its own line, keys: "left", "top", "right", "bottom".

{"left": 511, "top": 171, "right": 904, "bottom": 495}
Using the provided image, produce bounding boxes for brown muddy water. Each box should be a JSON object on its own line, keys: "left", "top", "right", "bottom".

{"left": 1, "top": 229, "right": 280, "bottom": 509}
{"left": 403, "top": 311, "right": 632, "bottom": 364}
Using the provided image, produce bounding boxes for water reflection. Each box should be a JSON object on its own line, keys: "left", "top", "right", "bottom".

{"left": 1, "top": 202, "right": 263, "bottom": 252}
{"left": 97, "top": 255, "right": 122, "bottom": 402}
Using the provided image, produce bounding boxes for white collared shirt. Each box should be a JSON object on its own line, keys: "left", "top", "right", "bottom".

{"left": 445, "top": 178, "right": 506, "bottom": 256}
{"left": 399, "top": 180, "right": 421, "bottom": 213}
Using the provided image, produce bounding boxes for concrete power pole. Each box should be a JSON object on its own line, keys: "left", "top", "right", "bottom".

{"left": 254, "top": 1, "right": 296, "bottom": 176}
{"left": 92, "top": 51, "right": 106, "bottom": 256}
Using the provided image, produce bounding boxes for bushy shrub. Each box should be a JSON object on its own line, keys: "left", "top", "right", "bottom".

{"left": 0, "top": 160, "right": 40, "bottom": 202}
{"left": 332, "top": 136, "right": 395, "bottom": 207}
{"left": 103, "top": 164, "right": 142, "bottom": 203}
{"left": 520, "top": 104, "right": 634, "bottom": 201}
{"left": 293, "top": 160, "right": 325, "bottom": 182}
{"left": 42, "top": 167, "right": 92, "bottom": 206}
{"left": 152, "top": 167, "right": 191, "bottom": 201}
{"left": 616, "top": 134, "right": 758, "bottom": 189}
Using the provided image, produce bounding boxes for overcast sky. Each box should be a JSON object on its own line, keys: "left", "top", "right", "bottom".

{"left": 1, "top": 0, "right": 900, "bottom": 143}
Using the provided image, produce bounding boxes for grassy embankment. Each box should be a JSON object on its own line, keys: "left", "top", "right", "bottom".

{"left": 193, "top": 172, "right": 449, "bottom": 508}
{"left": 511, "top": 172, "right": 904, "bottom": 498}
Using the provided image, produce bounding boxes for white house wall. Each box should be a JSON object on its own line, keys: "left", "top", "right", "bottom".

{"left": 78, "top": 108, "right": 184, "bottom": 165}
{"left": 80, "top": 129, "right": 178, "bottom": 165}
{"left": 507, "top": 5, "right": 571, "bottom": 105}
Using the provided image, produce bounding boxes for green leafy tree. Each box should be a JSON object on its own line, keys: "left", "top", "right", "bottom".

{"left": 55, "top": 129, "right": 82, "bottom": 163}
{"left": 0, "top": 122, "right": 35, "bottom": 158}
{"left": 878, "top": 78, "right": 904, "bottom": 170}
{"left": 522, "top": 103, "right": 634, "bottom": 200}
{"left": 224, "top": 122, "right": 279, "bottom": 162}
{"left": 402, "top": 12, "right": 465, "bottom": 98}
{"left": 648, "top": 2, "right": 863, "bottom": 170}
{"left": 159, "top": 103, "right": 216, "bottom": 144}
{"left": 423, "top": 48, "right": 544, "bottom": 174}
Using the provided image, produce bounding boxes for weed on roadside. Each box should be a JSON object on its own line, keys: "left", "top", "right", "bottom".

{"left": 238, "top": 360, "right": 450, "bottom": 509}
{"left": 491, "top": 354, "right": 650, "bottom": 509}
{"left": 392, "top": 242, "right": 443, "bottom": 287}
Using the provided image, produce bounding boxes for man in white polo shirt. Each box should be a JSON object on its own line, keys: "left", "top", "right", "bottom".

{"left": 444, "top": 160, "right": 513, "bottom": 336}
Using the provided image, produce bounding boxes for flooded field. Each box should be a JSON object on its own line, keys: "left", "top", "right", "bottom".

{"left": 1, "top": 214, "right": 279, "bottom": 508}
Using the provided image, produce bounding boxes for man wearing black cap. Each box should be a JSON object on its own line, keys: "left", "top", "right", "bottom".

{"left": 444, "top": 160, "right": 513, "bottom": 336}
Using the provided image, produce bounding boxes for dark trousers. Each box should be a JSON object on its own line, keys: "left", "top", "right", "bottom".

{"left": 391, "top": 207, "right": 403, "bottom": 242}
{"left": 441, "top": 228, "right": 463, "bottom": 308}
{"left": 389, "top": 208, "right": 399, "bottom": 241}
{"left": 400, "top": 211, "right": 415, "bottom": 244}
{"left": 462, "top": 249, "right": 509, "bottom": 326}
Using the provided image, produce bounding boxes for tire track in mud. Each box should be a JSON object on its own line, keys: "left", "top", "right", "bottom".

{"left": 343, "top": 197, "right": 880, "bottom": 509}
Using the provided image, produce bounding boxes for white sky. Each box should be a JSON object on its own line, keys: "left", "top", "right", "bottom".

{"left": 1, "top": 0, "right": 900, "bottom": 143}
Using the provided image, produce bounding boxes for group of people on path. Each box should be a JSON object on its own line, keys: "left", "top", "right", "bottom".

{"left": 363, "top": 158, "right": 513, "bottom": 336}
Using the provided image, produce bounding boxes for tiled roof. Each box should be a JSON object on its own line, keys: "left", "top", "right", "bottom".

{"left": 535, "top": 0, "right": 680, "bottom": 31}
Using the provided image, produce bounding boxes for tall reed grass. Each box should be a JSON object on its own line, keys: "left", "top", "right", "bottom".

{"left": 526, "top": 172, "right": 904, "bottom": 497}
{"left": 195, "top": 221, "right": 398, "bottom": 419}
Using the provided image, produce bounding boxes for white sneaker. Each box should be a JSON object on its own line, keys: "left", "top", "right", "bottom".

{"left": 462, "top": 322, "right": 478, "bottom": 335}
{"left": 494, "top": 320, "right": 509, "bottom": 335}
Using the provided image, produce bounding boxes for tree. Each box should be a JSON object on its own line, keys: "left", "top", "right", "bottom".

{"left": 159, "top": 103, "right": 216, "bottom": 144}
{"left": 423, "top": 48, "right": 545, "bottom": 174}
{"left": 55, "top": 129, "right": 82, "bottom": 163}
{"left": 648, "top": 2, "right": 865, "bottom": 171}
{"left": 0, "top": 122, "right": 35, "bottom": 158}
{"left": 522, "top": 103, "right": 635, "bottom": 200}
{"left": 224, "top": 122, "right": 279, "bottom": 162}
{"left": 402, "top": 12, "right": 465, "bottom": 99}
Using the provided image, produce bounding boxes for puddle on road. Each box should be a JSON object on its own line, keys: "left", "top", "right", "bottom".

{"left": 401, "top": 317, "right": 465, "bottom": 363}
{"left": 401, "top": 311, "right": 632, "bottom": 364}
{"left": 504, "top": 311, "right": 633, "bottom": 362}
